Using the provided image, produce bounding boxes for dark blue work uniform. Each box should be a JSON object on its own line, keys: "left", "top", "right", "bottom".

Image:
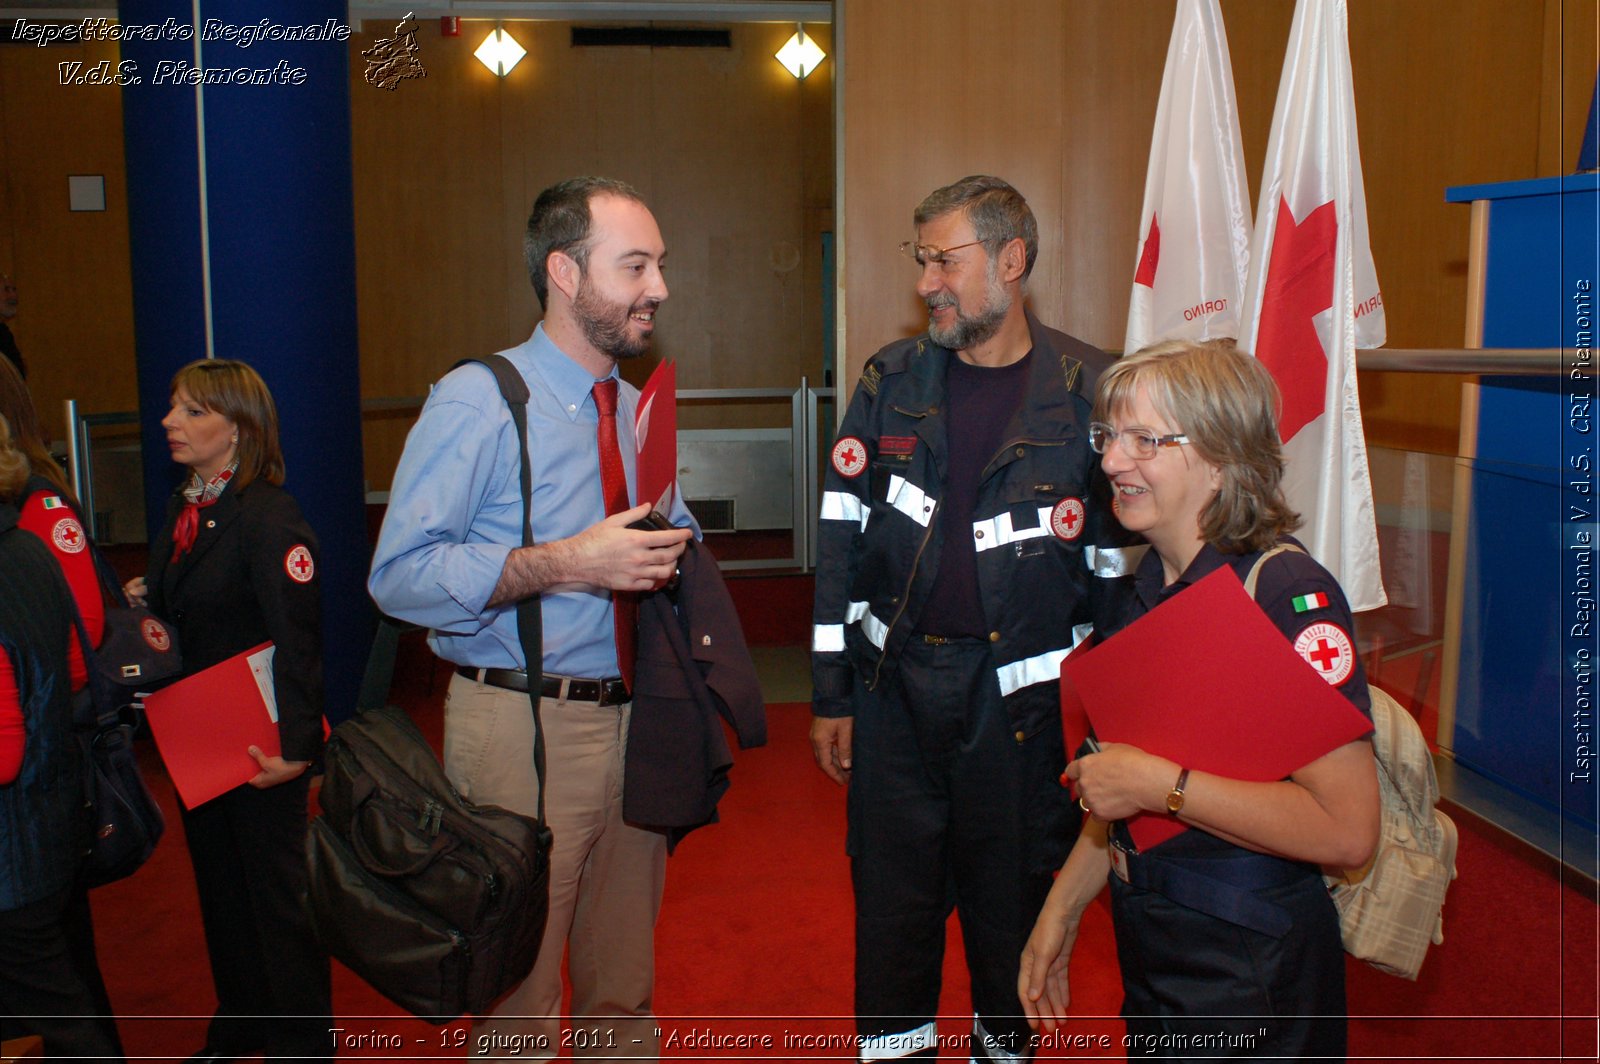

{"left": 1098, "top": 539, "right": 1372, "bottom": 1062}
{"left": 813, "top": 313, "right": 1136, "bottom": 1060}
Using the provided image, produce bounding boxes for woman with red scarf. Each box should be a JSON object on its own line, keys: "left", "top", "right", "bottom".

{"left": 125, "top": 359, "right": 332, "bottom": 1062}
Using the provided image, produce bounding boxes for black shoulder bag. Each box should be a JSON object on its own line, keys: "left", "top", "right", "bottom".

{"left": 70, "top": 605, "right": 167, "bottom": 887}
{"left": 304, "top": 355, "right": 553, "bottom": 1022}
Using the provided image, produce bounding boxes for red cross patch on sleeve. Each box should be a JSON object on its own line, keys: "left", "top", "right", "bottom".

{"left": 1049, "top": 497, "right": 1086, "bottom": 541}
{"left": 51, "top": 516, "right": 86, "bottom": 554}
{"left": 831, "top": 436, "right": 868, "bottom": 478}
{"left": 285, "top": 544, "right": 316, "bottom": 583}
{"left": 1293, "top": 621, "right": 1355, "bottom": 686}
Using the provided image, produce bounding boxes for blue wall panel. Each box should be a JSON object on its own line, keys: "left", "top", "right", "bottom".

{"left": 121, "top": 0, "right": 369, "bottom": 723}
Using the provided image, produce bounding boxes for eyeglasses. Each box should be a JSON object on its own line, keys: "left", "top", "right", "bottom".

{"left": 898, "top": 240, "right": 982, "bottom": 269}
{"left": 1087, "top": 422, "right": 1191, "bottom": 460}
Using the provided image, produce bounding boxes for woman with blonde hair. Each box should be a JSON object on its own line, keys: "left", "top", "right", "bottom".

{"left": 125, "top": 359, "right": 331, "bottom": 1062}
{"left": 1019, "top": 340, "right": 1379, "bottom": 1060}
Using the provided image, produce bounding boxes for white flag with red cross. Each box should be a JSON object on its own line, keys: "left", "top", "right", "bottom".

{"left": 1238, "top": 0, "right": 1387, "bottom": 612}
{"left": 1123, "top": 0, "right": 1252, "bottom": 356}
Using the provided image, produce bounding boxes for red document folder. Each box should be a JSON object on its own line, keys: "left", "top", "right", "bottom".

{"left": 1061, "top": 565, "right": 1372, "bottom": 851}
{"left": 634, "top": 359, "right": 677, "bottom": 514}
{"left": 143, "top": 642, "right": 281, "bottom": 809}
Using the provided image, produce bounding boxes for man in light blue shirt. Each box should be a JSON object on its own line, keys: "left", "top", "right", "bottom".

{"left": 370, "top": 177, "right": 694, "bottom": 1059}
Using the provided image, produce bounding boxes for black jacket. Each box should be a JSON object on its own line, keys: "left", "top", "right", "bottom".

{"left": 812, "top": 311, "right": 1132, "bottom": 736}
{"left": 147, "top": 479, "right": 325, "bottom": 763}
{"left": 0, "top": 504, "right": 86, "bottom": 910}
{"left": 626, "top": 539, "right": 765, "bottom": 848}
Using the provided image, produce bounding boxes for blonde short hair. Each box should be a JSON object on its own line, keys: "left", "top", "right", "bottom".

{"left": 169, "top": 360, "right": 285, "bottom": 488}
{"left": 1094, "top": 339, "right": 1299, "bottom": 553}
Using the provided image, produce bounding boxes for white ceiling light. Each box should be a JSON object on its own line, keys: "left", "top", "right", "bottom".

{"left": 774, "top": 24, "right": 825, "bottom": 80}
{"left": 476, "top": 25, "right": 526, "bottom": 76}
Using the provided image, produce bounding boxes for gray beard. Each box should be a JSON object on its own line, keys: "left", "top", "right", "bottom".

{"left": 928, "top": 291, "right": 1009, "bottom": 351}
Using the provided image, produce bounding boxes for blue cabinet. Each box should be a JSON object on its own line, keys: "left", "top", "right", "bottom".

{"left": 1444, "top": 174, "right": 1598, "bottom": 850}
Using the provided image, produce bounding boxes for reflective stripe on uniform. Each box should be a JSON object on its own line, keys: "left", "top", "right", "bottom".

{"left": 993, "top": 623, "right": 1092, "bottom": 696}
{"left": 887, "top": 475, "right": 936, "bottom": 527}
{"left": 812, "top": 600, "right": 878, "bottom": 653}
{"left": 859, "top": 1022, "right": 937, "bottom": 1062}
{"left": 971, "top": 506, "right": 1053, "bottom": 553}
{"left": 860, "top": 608, "right": 889, "bottom": 649}
{"left": 1085, "top": 543, "right": 1149, "bottom": 577}
{"left": 812, "top": 624, "right": 844, "bottom": 653}
{"left": 820, "top": 489, "right": 868, "bottom": 530}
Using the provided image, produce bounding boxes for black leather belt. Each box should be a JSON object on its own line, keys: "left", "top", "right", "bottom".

{"left": 455, "top": 666, "right": 630, "bottom": 706}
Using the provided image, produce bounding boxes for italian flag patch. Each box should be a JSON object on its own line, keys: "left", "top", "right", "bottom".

{"left": 1292, "top": 592, "right": 1330, "bottom": 613}
{"left": 42, "top": 496, "right": 65, "bottom": 509}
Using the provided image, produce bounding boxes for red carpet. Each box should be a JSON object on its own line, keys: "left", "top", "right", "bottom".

{"left": 87, "top": 655, "right": 1599, "bottom": 1061}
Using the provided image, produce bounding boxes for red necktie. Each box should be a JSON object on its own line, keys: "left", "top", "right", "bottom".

{"left": 592, "top": 378, "right": 636, "bottom": 689}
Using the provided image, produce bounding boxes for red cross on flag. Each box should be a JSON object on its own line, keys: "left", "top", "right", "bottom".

{"left": 1123, "top": 0, "right": 1251, "bottom": 355}
{"left": 1238, "top": 0, "right": 1386, "bottom": 612}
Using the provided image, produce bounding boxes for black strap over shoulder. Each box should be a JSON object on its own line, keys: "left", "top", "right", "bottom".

{"left": 360, "top": 354, "right": 548, "bottom": 827}
{"left": 453, "top": 355, "right": 546, "bottom": 827}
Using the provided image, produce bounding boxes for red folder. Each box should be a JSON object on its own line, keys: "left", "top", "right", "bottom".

{"left": 634, "top": 359, "right": 677, "bottom": 514}
{"left": 1061, "top": 565, "right": 1372, "bottom": 851}
{"left": 143, "top": 642, "right": 282, "bottom": 809}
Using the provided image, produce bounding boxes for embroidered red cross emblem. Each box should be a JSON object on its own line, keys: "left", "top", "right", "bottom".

{"left": 52, "top": 518, "right": 85, "bottom": 554}
{"left": 1293, "top": 622, "right": 1354, "bottom": 686}
{"left": 1308, "top": 638, "right": 1342, "bottom": 672}
{"left": 284, "top": 544, "right": 315, "bottom": 583}
{"left": 1050, "top": 497, "right": 1086, "bottom": 541}
{"left": 831, "top": 436, "right": 867, "bottom": 478}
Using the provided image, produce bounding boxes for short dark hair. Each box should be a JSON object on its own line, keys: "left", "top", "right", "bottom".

{"left": 524, "top": 177, "right": 647, "bottom": 309}
{"left": 1094, "top": 339, "right": 1301, "bottom": 553}
{"left": 914, "top": 175, "right": 1038, "bottom": 281}
{"left": 170, "top": 359, "right": 285, "bottom": 489}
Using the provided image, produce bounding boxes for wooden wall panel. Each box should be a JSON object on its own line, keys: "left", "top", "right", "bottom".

{"left": 840, "top": 0, "right": 1069, "bottom": 366}
{"left": 1539, "top": 0, "right": 1600, "bottom": 176}
{"left": 350, "top": 20, "right": 834, "bottom": 487}
{"left": 0, "top": 40, "right": 137, "bottom": 441}
{"left": 1059, "top": 2, "right": 1181, "bottom": 346}
{"left": 1346, "top": 0, "right": 1545, "bottom": 454}
{"left": 840, "top": 0, "right": 1562, "bottom": 456}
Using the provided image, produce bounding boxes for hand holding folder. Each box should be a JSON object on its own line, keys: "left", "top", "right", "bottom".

{"left": 143, "top": 642, "right": 284, "bottom": 809}
{"left": 1061, "top": 565, "right": 1372, "bottom": 851}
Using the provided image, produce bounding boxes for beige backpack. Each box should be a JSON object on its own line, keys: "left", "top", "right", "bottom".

{"left": 1246, "top": 545, "right": 1458, "bottom": 980}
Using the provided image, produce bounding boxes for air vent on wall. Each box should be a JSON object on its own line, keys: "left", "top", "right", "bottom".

{"left": 686, "top": 497, "right": 736, "bottom": 533}
{"left": 571, "top": 27, "right": 731, "bottom": 49}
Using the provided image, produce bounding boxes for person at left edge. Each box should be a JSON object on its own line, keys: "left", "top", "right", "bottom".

{"left": 0, "top": 357, "right": 104, "bottom": 739}
{"left": 369, "top": 176, "right": 695, "bottom": 1060}
{"left": 0, "top": 412, "right": 124, "bottom": 1062}
{"left": 0, "top": 359, "right": 124, "bottom": 1058}
{"left": 0, "top": 273, "right": 24, "bottom": 380}
{"left": 124, "top": 359, "right": 332, "bottom": 1064}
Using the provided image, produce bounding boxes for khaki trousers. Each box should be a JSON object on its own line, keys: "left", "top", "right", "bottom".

{"left": 443, "top": 672, "right": 666, "bottom": 1060}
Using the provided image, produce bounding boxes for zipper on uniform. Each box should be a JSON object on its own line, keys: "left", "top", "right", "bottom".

{"left": 870, "top": 497, "right": 939, "bottom": 690}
